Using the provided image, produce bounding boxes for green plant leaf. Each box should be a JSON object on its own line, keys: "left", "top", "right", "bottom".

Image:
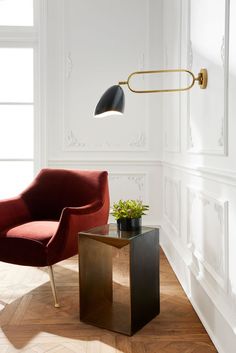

{"left": 111, "top": 199, "right": 149, "bottom": 220}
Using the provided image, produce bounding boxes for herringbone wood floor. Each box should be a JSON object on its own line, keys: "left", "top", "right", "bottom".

{"left": 0, "top": 248, "right": 217, "bottom": 353}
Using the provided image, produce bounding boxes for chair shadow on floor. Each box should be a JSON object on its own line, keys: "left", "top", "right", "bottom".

{"left": 0, "top": 254, "right": 217, "bottom": 353}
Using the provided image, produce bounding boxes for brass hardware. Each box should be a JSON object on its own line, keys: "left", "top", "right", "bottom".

{"left": 118, "top": 68, "right": 208, "bottom": 93}
{"left": 196, "top": 68, "right": 208, "bottom": 89}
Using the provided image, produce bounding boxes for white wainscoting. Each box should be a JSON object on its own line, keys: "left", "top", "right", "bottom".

{"left": 187, "top": 186, "right": 228, "bottom": 291}
{"left": 45, "top": 0, "right": 163, "bottom": 226}
{"left": 161, "top": 226, "right": 235, "bottom": 353}
{"left": 163, "top": 176, "right": 181, "bottom": 237}
{"left": 109, "top": 173, "right": 148, "bottom": 203}
{"left": 48, "top": 159, "right": 162, "bottom": 227}
{"left": 160, "top": 0, "right": 236, "bottom": 349}
{"left": 45, "top": 0, "right": 236, "bottom": 352}
{"left": 162, "top": 161, "right": 236, "bottom": 353}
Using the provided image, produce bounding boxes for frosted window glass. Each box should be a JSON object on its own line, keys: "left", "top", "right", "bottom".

{"left": 0, "top": 105, "right": 33, "bottom": 158}
{"left": 0, "top": 0, "right": 33, "bottom": 26}
{"left": 0, "top": 161, "right": 33, "bottom": 199}
{"left": 0, "top": 48, "right": 33, "bottom": 102}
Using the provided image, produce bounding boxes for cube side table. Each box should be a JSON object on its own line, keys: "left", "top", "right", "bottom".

{"left": 79, "top": 224, "right": 160, "bottom": 335}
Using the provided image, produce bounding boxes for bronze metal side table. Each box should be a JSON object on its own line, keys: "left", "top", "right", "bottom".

{"left": 78, "top": 224, "right": 160, "bottom": 335}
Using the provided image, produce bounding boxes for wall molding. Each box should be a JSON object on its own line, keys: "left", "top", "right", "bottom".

{"left": 163, "top": 161, "right": 236, "bottom": 188}
{"left": 64, "top": 129, "right": 149, "bottom": 152}
{"left": 60, "top": 0, "right": 150, "bottom": 153}
{"left": 48, "top": 159, "right": 236, "bottom": 187}
{"left": 186, "top": 0, "right": 229, "bottom": 156}
{"left": 35, "top": 0, "right": 48, "bottom": 171}
{"left": 161, "top": 226, "right": 236, "bottom": 353}
{"left": 47, "top": 159, "right": 162, "bottom": 167}
{"left": 109, "top": 172, "right": 148, "bottom": 203}
{"left": 163, "top": 176, "right": 181, "bottom": 236}
{"left": 187, "top": 186, "right": 229, "bottom": 291}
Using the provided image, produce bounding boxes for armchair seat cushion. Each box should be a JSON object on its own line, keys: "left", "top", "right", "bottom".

{"left": 0, "top": 221, "right": 59, "bottom": 267}
{"left": 1, "top": 221, "right": 59, "bottom": 244}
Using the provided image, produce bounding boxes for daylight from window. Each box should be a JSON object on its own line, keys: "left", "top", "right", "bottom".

{"left": 0, "top": 0, "right": 34, "bottom": 198}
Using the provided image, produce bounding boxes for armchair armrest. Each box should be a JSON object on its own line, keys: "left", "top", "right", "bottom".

{"left": 47, "top": 199, "right": 109, "bottom": 264}
{"left": 0, "top": 197, "right": 31, "bottom": 231}
{"left": 61, "top": 200, "right": 103, "bottom": 217}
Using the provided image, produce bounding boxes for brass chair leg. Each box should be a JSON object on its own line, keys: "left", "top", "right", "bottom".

{"left": 48, "top": 265, "right": 60, "bottom": 308}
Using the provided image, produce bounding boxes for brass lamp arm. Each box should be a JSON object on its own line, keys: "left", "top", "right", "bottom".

{"left": 119, "top": 68, "right": 208, "bottom": 93}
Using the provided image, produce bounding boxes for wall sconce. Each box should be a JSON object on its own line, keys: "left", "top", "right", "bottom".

{"left": 94, "top": 68, "right": 208, "bottom": 117}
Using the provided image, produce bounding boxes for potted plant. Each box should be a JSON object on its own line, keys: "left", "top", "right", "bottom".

{"left": 111, "top": 199, "right": 149, "bottom": 231}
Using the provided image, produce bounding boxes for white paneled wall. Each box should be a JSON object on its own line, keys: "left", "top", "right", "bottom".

{"left": 161, "top": 1, "right": 236, "bottom": 352}
{"left": 45, "top": 0, "right": 163, "bottom": 226}
{"left": 44, "top": 0, "right": 236, "bottom": 351}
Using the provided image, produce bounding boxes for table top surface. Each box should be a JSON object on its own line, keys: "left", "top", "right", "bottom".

{"left": 79, "top": 223, "right": 158, "bottom": 242}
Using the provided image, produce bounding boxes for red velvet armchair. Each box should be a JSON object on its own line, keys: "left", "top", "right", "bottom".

{"left": 0, "top": 168, "right": 110, "bottom": 307}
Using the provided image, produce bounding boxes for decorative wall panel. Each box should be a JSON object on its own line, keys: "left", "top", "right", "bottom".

{"left": 187, "top": 187, "right": 228, "bottom": 290}
{"left": 109, "top": 173, "right": 148, "bottom": 205}
{"left": 61, "top": 0, "right": 149, "bottom": 152}
{"left": 164, "top": 176, "right": 181, "bottom": 235}
{"left": 187, "top": 0, "right": 229, "bottom": 155}
{"left": 161, "top": 0, "right": 236, "bottom": 350}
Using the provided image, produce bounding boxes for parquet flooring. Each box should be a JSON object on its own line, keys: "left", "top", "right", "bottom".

{"left": 0, "top": 248, "right": 217, "bottom": 353}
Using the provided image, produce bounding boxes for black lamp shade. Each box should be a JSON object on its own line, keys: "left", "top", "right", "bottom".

{"left": 94, "top": 85, "right": 125, "bottom": 117}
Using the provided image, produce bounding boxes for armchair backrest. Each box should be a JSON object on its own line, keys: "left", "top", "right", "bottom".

{"left": 21, "top": 169, "right": 109, "bottom": 221}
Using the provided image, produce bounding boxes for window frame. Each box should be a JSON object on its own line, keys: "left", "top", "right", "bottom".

{"left": 0, "top": 0, "right": 47, "bottom": 175}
